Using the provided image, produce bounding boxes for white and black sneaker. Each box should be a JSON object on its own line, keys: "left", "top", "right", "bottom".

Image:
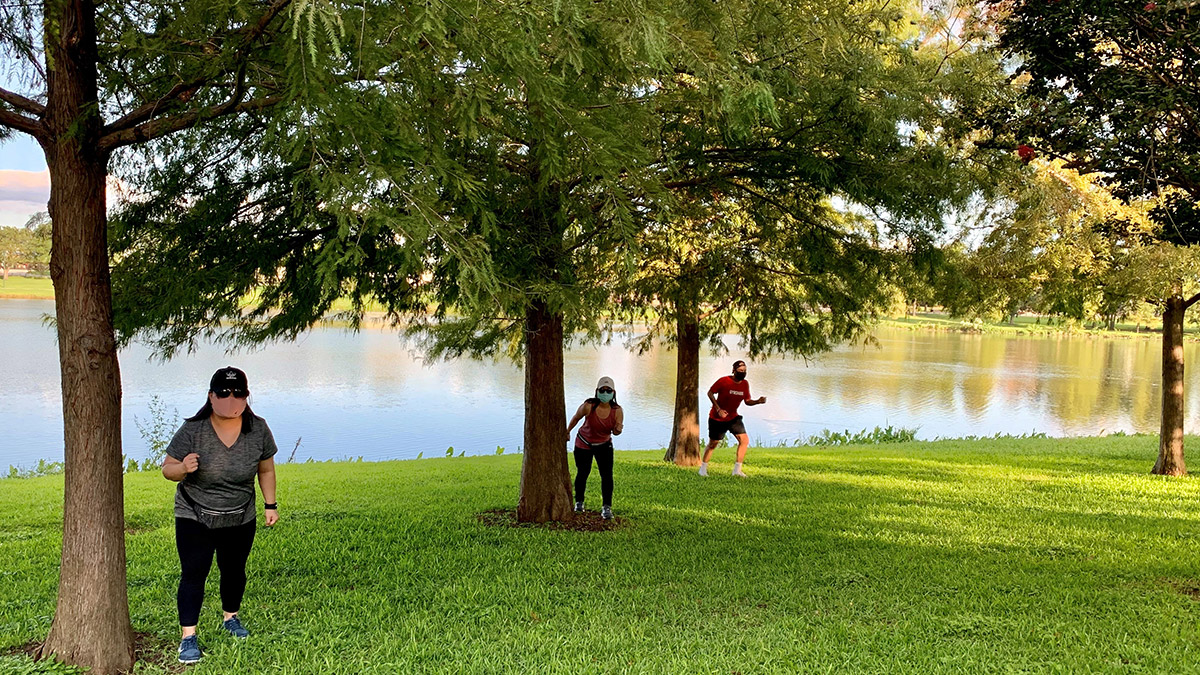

{"left": 601, "top": 505, "right": 613, "bottom": 520}
{"left": 574, "top": 501, "right": 584, "bottom": 513}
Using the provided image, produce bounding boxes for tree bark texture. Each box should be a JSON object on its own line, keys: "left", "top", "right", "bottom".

{"left": 38, "top": 0, "right": 135, "bottom": 671}
{"left": 665, "top": 312, "right": 702, "bottom": 466}
{"left": 1154, "top": 294, "right": 1187, "bottom": 476}
{"left": 517, "top": 299, "right": 575, "bottom": 522}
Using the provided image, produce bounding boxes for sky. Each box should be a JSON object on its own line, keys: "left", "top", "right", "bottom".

{"left": 0, "top": 133, "right": 48, "bottom": 229}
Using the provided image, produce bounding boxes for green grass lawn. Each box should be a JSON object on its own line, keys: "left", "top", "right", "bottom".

{"left": 0, "top": 276, "right": 53, "bottom": 299}
{"left": 2, "top": 438, "right": 1200, "bottom": 673}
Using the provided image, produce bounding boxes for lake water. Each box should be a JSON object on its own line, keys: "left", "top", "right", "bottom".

{"left": 0, "top": 299, "right": 1192, "bottom": 469}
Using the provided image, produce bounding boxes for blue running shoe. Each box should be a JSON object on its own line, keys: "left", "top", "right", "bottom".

{"left": 222, "top": 615, "right": 250, "bottom": 638}
{"left": 178, "top": 635, "right": 202, "bottom": 664}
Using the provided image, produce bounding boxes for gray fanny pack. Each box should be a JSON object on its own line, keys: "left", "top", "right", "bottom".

{"left": 179, "top": 484, "right": 252, "bottom": 529}
{"left": 576, "top": 435, "right": 613, "bottom": 450}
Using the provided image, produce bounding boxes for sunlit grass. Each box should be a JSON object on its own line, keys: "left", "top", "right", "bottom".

{"left": 2, "top": 437, "right": 1200, "bottom": 673}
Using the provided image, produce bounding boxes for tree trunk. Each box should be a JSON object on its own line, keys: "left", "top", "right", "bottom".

{"left": 665, "top": 311, "right": 702, "bottom": 466}
{"left": 38, "top": 0, "right": 135, "bottom": 672}
{"left": 1154, "top": 294, "right": 1187, "bottom": 476}
{"left": 516, "top": 299, "right": 574, "bottom": 523}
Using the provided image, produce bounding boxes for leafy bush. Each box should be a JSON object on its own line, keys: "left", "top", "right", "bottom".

{"left": 5, "top": 458, "right": 66, "bottom": 479}
{"left": 800, "top": 425, "right": 919, "bottom": 446}
{"left": 133, "top": 395, "right": 179, "bottom": 470}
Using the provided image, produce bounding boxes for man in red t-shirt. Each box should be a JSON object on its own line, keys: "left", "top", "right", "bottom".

{"left": 699, "top": 360, "right": 766, "bottom": 477}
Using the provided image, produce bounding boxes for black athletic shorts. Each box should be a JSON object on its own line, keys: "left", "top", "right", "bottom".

{"left": 708, "top": 415, "right": 747, "bottom": 440}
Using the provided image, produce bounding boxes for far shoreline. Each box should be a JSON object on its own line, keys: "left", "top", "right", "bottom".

{"left": 4, "top": 280, "right": 1198, "bottom": 341}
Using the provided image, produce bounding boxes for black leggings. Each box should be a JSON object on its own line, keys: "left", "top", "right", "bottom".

{"left": 573, "top": 441, "right": 614, "bottom": 506}
{"left": 175, "top": 517, "right": 256, "bottom": 627}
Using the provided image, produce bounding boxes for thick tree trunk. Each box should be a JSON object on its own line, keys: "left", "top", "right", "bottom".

{"left": 516, "top": 299, "right": 574, "bottom": 523}
{"left": 1154, "top": 294, "right": 1187, "bottom": 476}
{"left": 664, "top": 312, "right": 702, "bottom": 466}
{"left": 38, "top": 0, "right": 135, "bottom": 672}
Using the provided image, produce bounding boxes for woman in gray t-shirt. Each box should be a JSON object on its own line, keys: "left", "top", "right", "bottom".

{"left": 162, "top": 366, "right": 278, "bottom": 664}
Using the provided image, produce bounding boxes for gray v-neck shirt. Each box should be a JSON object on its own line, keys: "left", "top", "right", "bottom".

{"left": 166, "top": 416, "right": 278, "bottom": 525}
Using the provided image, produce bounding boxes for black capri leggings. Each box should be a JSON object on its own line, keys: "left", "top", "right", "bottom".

{"left": 573, "top": 441, "right": 614, "bottom": 507}
{"left": 175, "top": 517, "right": 256, "bottom": 627}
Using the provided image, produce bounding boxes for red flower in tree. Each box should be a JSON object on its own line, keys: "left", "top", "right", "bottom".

{"left": 1017, "top": 144, "right": 1037, "bottom": 163}
{"left": 1144, "top": 2, "right": 1157, "bottom": 10}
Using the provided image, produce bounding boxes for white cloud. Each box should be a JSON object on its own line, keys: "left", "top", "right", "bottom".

{"left": 0, "top": 169, "right": 50, "bottom": 204}
{"left": 0, "top": 169, "right": 130, "bottom": 228}
{"left": 0, "top": 170, "right": 49, "bottom": 228}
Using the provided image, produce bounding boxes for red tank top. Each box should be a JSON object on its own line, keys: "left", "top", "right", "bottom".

{"left": 576, "top": 402, "right": 619, "bottom": 449}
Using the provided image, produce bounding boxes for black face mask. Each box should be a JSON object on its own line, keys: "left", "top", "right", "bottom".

{"left": 733, "top": 371, "right": 746, "bottom": 381}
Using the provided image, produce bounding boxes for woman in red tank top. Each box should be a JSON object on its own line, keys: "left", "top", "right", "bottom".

{"left": 566, "top": 376, "right": 624, "bottom": 520}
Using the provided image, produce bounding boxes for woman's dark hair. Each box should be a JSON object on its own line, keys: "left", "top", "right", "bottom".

{"left": 186, "top": 396, "right": 256, "bottom": 433}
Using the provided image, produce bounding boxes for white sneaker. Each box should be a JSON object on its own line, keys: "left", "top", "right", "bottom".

{"left": 698, "top": 465, "right": 708, "bottom": 477}
{"left": 732, "top": 469, "right": 748, "bottom": 478}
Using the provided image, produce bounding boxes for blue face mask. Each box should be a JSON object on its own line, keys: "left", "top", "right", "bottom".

{"left": 597, "top": 391, "right": 614, "bottom": 403}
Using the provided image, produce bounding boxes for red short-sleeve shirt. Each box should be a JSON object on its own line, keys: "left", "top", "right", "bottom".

{"left": 708, "top": 376, "right": 752, "bottom": 421}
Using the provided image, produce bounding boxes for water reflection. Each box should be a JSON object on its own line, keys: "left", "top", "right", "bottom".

{"left": 0, "top": 300, "right": 1191, "bottom": 467}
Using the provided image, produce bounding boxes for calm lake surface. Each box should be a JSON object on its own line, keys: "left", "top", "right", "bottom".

{"left": 1, "top": 299, "right": 1192, "bottom": 468}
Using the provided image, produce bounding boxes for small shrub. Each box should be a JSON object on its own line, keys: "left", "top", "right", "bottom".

{"left": 133, "top": 395, "right": 179, "bottom": 470}
{"left": 936, "top": 431, "right": 1049, "bottom": 441}
{"left": 802, "top": 425, "right": 919, "bottom": 447}
{"left": 5, "top": 458, "right": 66, "bottom": 479}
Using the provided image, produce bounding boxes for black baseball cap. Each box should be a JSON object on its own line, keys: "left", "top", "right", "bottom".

{"left": 210, "top": 366, "right": 248, "bottom": 392}
{"left": 732, "top": 360, "right": 746, "bottom": 371}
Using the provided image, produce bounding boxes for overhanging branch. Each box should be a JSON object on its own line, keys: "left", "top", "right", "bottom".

{"left": 0, "top": 107, "right": 45, "bottom": 141}
{"left": 239, "top": 0, "right": 295, "bottom": 45}
{"left": 98, "top": 95, "right": 283, "bottom": 150}
{"left": 100, "top": 0, "right": 293, "bottom": 146}
{"left": 0, "top": 87, "right": 44, "bottom": 116}
{"left": 103, "top": 78, "right": 209, "bottom": 135}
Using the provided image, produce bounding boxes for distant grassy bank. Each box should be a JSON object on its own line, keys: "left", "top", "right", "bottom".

{"left": 0, "top": 275, "right": 53, "bottom": 299}
{"left": 3, "top": 280, "right": 1193, "bottom": 341}
{"left": 0, "top": 277, "right": 379, "bottom": 313}
{"left": 883, "top": 312, "right": 1189, "bottom": 339}
{"left": 2, "top": 437, "right": 1199, "bottom": 673}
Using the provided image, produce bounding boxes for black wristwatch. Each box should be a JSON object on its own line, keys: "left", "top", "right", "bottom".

{"left": 264, "top": 503, "right": 278, "bottom": 510}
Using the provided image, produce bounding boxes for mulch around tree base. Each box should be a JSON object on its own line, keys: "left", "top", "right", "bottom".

{"left": 3, "top": 641, "right": 38, "bottom": 660}
{"left": 477, "top": 508, "right": 626, "bottom": 532}
{"left": 4, "top": 632, "right": 185, "bottom": 673}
